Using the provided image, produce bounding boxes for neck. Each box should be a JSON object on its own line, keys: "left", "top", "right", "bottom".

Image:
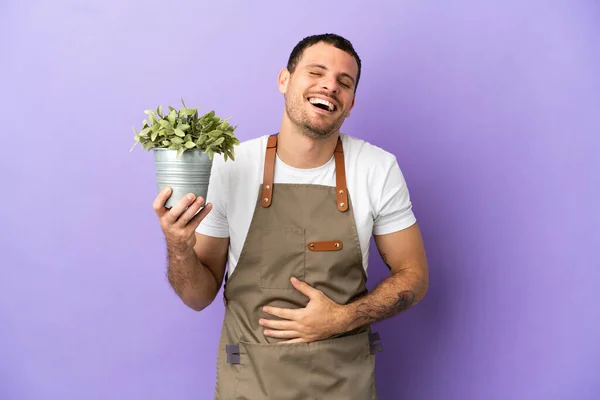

{"left": 277, "top": 119, "right": 339, "bottom": 169}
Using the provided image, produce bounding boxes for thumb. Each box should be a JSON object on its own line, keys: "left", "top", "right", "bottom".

{"left": 290, "top": 277, "right": 319, "bottom": 299}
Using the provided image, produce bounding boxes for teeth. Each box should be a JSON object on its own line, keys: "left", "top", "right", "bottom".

{"left": 309, "top": 98, "right": 335, "bottom": 111}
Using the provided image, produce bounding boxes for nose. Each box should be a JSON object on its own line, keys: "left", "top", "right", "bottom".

{"left": 320, "top": 75, "right": 339, "bottom": 94}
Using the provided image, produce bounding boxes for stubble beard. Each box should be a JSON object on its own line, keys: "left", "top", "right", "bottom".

{"left": 284, "top": 93, "right": 344, "bottom": 140}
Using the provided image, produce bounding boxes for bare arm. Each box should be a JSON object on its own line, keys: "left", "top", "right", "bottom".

{"left": 154, "top": 187, "right": 229, "bottom": 311}
{"left": 166, "top": 232, "right": 229, "bottom": 311}
{"left": 341, "top": 223, "right": 429, "bottom": 331}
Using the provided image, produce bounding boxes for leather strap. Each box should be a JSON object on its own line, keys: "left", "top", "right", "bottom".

{"left": 307, "top": 240, "right": 343, "bottom": 251}
{"left": 261, "top": 134, "right": 347, "bottom": 212}
{"left": 334, "top": 137, "right": 348, "bottom": 212}
{"left": 261, "top": 135, "right": 277, "bottom": 208}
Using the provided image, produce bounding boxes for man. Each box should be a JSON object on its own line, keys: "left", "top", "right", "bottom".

{"left": 152, "top": 33, "right": 429, "bottom": 399}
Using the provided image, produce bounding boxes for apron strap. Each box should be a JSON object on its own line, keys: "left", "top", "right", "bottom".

{"left": 333, "top": 138, "right": 349, "bottom": 212}
{"left": 261, "top": 134, "right": 348, "bottom": 212}
{"left": 260, "top": 135, "right": 277, "bottom": 208}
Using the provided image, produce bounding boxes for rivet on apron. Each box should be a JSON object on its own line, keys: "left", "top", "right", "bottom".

{"left": 334, "top": 243, "right": 340, "bottom": 248}
{"left": 310, "top": 244, "right": 315, "bottom": 249}
{"left": 340, "top": 202, "right": 345, "bottom": 207}
{"left": 266, "top": 185, "right": 270, "bottom": 189}
{"left": 264, "top": 198, "right": 269, "bottom": 203}
{"left": 339, "top": 189, "right": 344, "bottom": 194}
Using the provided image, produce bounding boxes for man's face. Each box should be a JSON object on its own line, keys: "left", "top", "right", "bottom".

{"left": 279, "top": 42, "right": 358, "bottom": 140}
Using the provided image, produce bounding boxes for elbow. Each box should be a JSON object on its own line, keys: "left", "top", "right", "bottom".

{"left": 177, "top": 288, "right": 215, "bottom": 312}
{"left": 418, "top": 279, "right": 429, "bottom": 302}
{"left": 186, "top": 302, "right": 209, "bottom": 312}
{"left": 416, "top": 268, "right": 429, "bottom": 303}
{"left": 180, "top": 290, "right": 214, "bottom": 312}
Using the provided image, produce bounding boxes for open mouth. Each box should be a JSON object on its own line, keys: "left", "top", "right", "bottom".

{"left": 308, "top": 97, "right": 337, "bottom": 112}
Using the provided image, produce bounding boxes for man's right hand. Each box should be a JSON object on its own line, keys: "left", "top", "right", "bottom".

{"left": 152, "top": 187, "right": 213, "bottom": 252}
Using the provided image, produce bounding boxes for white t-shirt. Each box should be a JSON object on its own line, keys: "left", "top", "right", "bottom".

{"left": 196, "top": 133, "right": 417, "bottom": 277}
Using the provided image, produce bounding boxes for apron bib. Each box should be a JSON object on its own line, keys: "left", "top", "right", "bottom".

{"left": 214, "top": 135, "right": 382, "bottom": 399}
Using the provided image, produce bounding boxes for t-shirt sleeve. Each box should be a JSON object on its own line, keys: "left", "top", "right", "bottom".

{"left": 372, "top": 157, "right": 417, "bottom": 235}
{"left": 195, "top": 157, "right": 230, "bottom": 238}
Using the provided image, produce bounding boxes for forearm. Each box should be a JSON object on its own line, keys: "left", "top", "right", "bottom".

{"left": 166, "top": 240, "right": 219, "bottom": 311}
{"left": 340, "top": 268, "right": 428, "bottom": 332}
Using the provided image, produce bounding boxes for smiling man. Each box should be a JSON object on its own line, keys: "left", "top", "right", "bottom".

{"left": 152, "top": 33, "right": 429, "bottom": 399}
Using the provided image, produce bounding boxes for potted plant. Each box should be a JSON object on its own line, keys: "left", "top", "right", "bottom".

{"left": 130, "top": 98, "right": 239, "bottom": 208}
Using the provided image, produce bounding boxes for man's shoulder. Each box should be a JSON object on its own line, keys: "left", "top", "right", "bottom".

{"left": 341, "top": 133, "right": 398, "bottom": 168}
{"left": 213, "top": 134, "right": 268, "bottom": 169}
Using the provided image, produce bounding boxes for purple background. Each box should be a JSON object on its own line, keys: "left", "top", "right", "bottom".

{"left": 1, "top": 1, "right": 599, "bottom": 399}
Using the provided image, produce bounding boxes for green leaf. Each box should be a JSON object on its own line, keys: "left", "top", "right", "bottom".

{"left": 140, "top": 127, "right": 151, "bottom": 136}
{"left": 207, "top": 129, "right": 223, "bottom": 138}
{"left": 180, "top": 108, "right": 195, "bottom": 116}
{"left": 226, "top": 149, "right": 235, "bottom": 161}
{"left": 158, "top": 105, "right": 163, "bottom": 116}
{"left": 142, "top": 141, "right": 155, "bottom": 150}
{"left": 181, "top": 97, "right": 188, "bottom": 108}
{"left": 174, "top": 128, "right": 185, "bottom": 137}
{"left": 171, "top": 136, "right": 184, "bottom": 144}
{"left": 167, "top": 110, "right": 177, "bottom": 124}
{"left": 177, "top": 147, "right": 186, "bottom": 158}
{"left": 144, "top": 109, "right": 154, "bottom": 115}
{"left": 206, "top": 148, "right": 214, "bottom": 160}
{"left": 151, "top": 131, "right": 159, "bottom": 141}
{"left": 196, "top": 136, "right": 207, "bottom": 146}
{"left": 168, "top": 144, "right": 181, "bottom": 150}
{"left": 162, "top": 140, "right": 171, "bottom": 146}
{"left": 213, "top": 137, "right": 225, "bottom": 147}
{"left": 178, "top": 123, "right": 190, "bottom": 131}
{"left": 185, "top": 141, "right": 196, "bottom": 149}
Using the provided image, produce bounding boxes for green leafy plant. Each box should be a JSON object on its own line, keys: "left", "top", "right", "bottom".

{"left": 130, "top": 97, "right": 240, "bottom": 160}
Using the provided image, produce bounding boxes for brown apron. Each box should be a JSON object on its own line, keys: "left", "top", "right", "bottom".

{"left": 214, "top": 134, "right": 383, "bottom": 400}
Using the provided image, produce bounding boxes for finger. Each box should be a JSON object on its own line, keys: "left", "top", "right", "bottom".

{"left": 263, "top": 329, "right": 300, "bottom": 339}
{"left": 290, "top": 277, "right": 320, "bottom": 300}
{"left": 152, "top": 187, "right": 172, "bottom": 218}
{"left": 176, "top": 196, "right": 206, "bottom": 227}
{"left": 259, "top": 318, "right": 298, "bottom": 331}
{"left": 279, "top": 338, "right": 307, "bottom": 344}
{"left": 263, "top": 306, "right": 298, "bottom": 321}
{"left": 165, "top": 193, "right": 197, "bottom": 225}
{"left": 186, "top": 202, "right": 213, "bottom": 230}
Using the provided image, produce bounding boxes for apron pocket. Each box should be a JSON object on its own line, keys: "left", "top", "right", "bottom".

{"left": 235, "top": 331, "right": 376, "bottom": 400}
{"left": 259, "top": 226, "right": 305, "bottom": 289}
{"left": 236, "top": 341, "right": 311, "bottom": 400}
{"left": 310, "top": 330, "right": 377, "bottom": 399}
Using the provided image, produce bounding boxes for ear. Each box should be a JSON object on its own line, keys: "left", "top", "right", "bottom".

{"left": 278, "top": 68, "right": 291, "bottom": 94}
